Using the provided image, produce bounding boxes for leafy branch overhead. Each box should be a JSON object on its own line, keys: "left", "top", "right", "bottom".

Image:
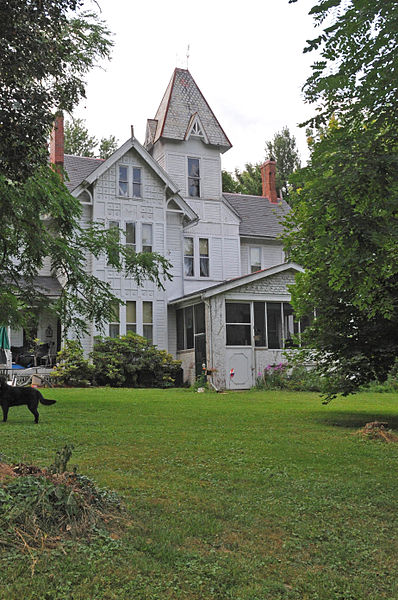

{"left": 0, "top": 1, "right": 172, "bottom": 334}
{"left": 285, "top": 0, "right": 398, "bottom": 398}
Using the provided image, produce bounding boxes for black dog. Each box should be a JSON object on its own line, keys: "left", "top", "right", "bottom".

{"left": 0, "top": 377, "right": 56, "bottom": 423}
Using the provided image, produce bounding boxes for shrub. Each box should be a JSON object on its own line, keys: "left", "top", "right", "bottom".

{"left": 51, "top": 340, "right": 95, "bottom": 387}
{"left": 90, "top": 332, "right": 182, "bottom": 388}
{"left": 255, "top": 363, "right": 325, "bottom": 392}
{"left": 362, "top": 358, "right": 398, "bottom": 393}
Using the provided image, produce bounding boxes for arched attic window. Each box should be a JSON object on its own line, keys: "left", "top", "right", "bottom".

{"left": 78, "top": 189, "right": 92, "bottom": 204}
{"left": 167, "top": 199, "right": 184, "bottom": 212}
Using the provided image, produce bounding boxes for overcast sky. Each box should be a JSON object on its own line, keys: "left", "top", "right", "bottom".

{"left": 77, "top": 0, "right": 318, "bottom": 172}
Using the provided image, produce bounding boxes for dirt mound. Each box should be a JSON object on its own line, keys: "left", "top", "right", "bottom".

{"left": 0, "top": 462, "right": 17, "bottom": 482}
{"left": 0, "top": 453, "right": 126, "bottom": 553}
{"left": 357, "top": 421, "right": 398, "bottom": 443}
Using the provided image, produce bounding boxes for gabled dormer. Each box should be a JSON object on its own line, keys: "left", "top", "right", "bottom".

{"left": 145, "top": 68, "right": 232, "bottom": 201}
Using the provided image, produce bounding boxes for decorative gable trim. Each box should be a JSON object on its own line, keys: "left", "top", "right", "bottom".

{"left": 185, "top": 113, "right": 209, "bottom": 144}
{"left": 78, "top": 136, "right": 179, "bottom": 195}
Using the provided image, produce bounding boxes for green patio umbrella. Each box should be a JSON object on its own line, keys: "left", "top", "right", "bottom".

{"left": 0, "top": 327, "right": 10, "bottom": 350}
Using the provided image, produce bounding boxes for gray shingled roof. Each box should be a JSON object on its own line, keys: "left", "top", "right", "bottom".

{"left": 223, "top": 193, "right": 291, "bottom": 238}
{"left": 64, "top": 154, "right": 104, "bottom": 191}
{"left": 147, "top": 69, "right": 232, "bottom": 151}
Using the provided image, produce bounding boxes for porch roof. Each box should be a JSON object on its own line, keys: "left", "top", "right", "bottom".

{"left": 168, "top": 262, "right": 304, "bottom": 306}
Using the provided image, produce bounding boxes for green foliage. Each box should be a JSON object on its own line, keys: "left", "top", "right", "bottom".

{"left": 49, "top": 444, "right": 75, "bottom": 474}
{"left": 284, "top": 0, "right": 398, "bottom": 398}
{"left": 223, "top": 127, "right": 300, "bottom": 198}
{"left": 64, "top": 118, "right": 98, "bottom": 157}
{"left": 91, "top": 333, "right": 182, "bottom": 388}
{"left": 0, "top": 167, "right": 172, "bottom": 333}
{"left": 0, "top": 447, "right": 123, "bottom": 550}
{"left": 255, "top": 363, "right": 325, "bottom": 392}
{"left": 265, "top": 126, "right": 301, "bottom": 198}
{"left": 98, "top": 135, "right": 118, "bottom": 159}
{"left": 0, "top": 0, "right": 113, "bottom": 182}
{"left": 221, "top": 169, "right": 240, "bottom": 193}
{"left": 222, "top": 163, "right": 262, "bottom": 196}
{"left": 64, "top": 117, "right": 119, "bottom": 159}
{"left": 0, "top": 2, "right": 170, "bottom": 335}
{"left": 51, "top": 341, "right": 95, "bottom": 387}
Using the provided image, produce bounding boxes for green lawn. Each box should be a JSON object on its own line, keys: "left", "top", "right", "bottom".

{"left": 1, "top": 388, "right": 398, "bottom": 599}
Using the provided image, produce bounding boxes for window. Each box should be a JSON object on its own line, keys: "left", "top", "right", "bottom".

{"left": 188, "top": 158, "right": 200, "bottom": 197}
{"left": 132, "top": 167, "right": 142, "bottom": 198}
{"left": 107, "top": 221, "right": 120, "bottom": 265}
{"left": 184, "top": 237, "right": 194, "bottom": 277}
{"left": 143, "top": 301, "right": 153, "bottom": 343}
{"left": 250, "top": 247, "right": 261, "bottom": 273}
{"left": 125, "top": 222, "right": 136, "bottom": 252}
{"left": 226, "top": 303, "right": 251, "bottom": 346}
{"left": 142, "top": 224, "right": 152, "bottom": 253}
{"left": 199, "top": 238, "right": 209, "bottom": 277}
{"left": 126, "top": 301, "right": 136, "bottom": 333}
{"left": 176, "top": 304, "right": 205, "bottom": 351}
{"left": 118, "top": 166, "right": 128, "bottom": 197}
{"left": 109, "top": 303, "right": 120, "bottom": 338}
{"left": 227, "top": 301, "right": 306, "bottom": 349}
{"left": 176, "top": 309, "right": 185, "bottom": 351}
{"left": 267, "top": 303, "right": 283, "bottom": 349}
{"left": 254, "top": 302, "right": 266, "bottom": 347}
{"left": 118, "top": 166, "right": 142, "bottom": 198}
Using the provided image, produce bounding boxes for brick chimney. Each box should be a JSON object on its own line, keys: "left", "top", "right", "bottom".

{"left": 261, "top": 159, "right": 279, "bottom": 204}
{"left": 49, "top": 113, "right": 64, "bottom": 174}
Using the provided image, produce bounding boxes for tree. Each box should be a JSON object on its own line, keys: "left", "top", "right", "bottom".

{"left": 64, "top": 118, "right": 119, "bottom": 159}
{"left": 284, "top": 1, "right": 398, "bottom": 397}
{"left": 222, "top": 163, "right": 262, "bottom": 196}
{"left": 0, "top": 0, "right": 113, "bottom": 182}
{"left": 0, "top": 1, "right": 171, "bottom": 334}
{"left": 64, "top": 118, "right": 97, "bottom": 157}
{"left": 98, "top": 135, "right": 118, "bottom": 159}
{"left": 265, "top": 126, "right": 301, "bottom": 198}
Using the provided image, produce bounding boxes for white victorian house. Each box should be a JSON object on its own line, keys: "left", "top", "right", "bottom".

{"left": 10, "top": 68, "right": 306, "bottom": 389}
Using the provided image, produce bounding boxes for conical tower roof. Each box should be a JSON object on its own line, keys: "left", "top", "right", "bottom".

{"left": 145, "top": 68, "right": 232, "bottom": 153}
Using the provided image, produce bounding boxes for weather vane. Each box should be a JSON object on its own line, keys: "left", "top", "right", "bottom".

{"left": 186, "top": 44, "right": 190, "bottom": 70}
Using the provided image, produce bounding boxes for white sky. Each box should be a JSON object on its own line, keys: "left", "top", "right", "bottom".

{"left": 76, "top": 0, "right": 318, "bottom": 172}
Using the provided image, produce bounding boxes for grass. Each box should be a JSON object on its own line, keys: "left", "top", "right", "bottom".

{"left": 1, "top": 387, "right": 398, "bottom": 599}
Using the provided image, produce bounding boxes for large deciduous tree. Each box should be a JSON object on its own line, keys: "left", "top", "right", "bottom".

{"left": 0, "top": 1, "right": 171, "bottom": 334}
{"left": 265, "top": 126, "right": 301, "bottom": 198}
{"left": 64, "top": 117, "right": 119, "bottom": 159}
{"left": 284, "top": 0, "right": 398, "bottom": 397}
{"left": 222, "top": 127, "right": 300, "bottom": 197}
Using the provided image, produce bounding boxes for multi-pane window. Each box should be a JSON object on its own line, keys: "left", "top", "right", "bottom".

{"left": 125, "top": 222, "right": 136, "bottom": 251}
{"left": 142, "top": 224, "right": 153, "bottom": 253}
{"left": 184, "top": 237, "right": 194, "bottom": 277}
{"left": 176, "top": 304, "right": 205, "bottom": 351}
{"left": 226, "top": 303, "right": 251, "bottom": 346}
{"left": 199, "top": 238, "right": 209, "bottom": 277}
{"left": 143, "top": 301, "right": 153, "bottom": 343}
{"left": 225, "top": 301, "right": 308, "bottom": 349}
{"left": 109, "top": 303, "right": 120, "bottom": 338}
{"left": 132, "top": 168, "right": 142, "bottom": 198}
{"left": 107, "top": 221, "right": 120, "bottom": 265}
{"left": 126, "top": 301, "right": 136, "bottom": 333}
{"left": 250, "top": 247, "right": 261, "bottom": 273}
{"left": 118, "top": 166, "right": 142, "bottom": 198}
{"left": 188, "top": 158, "right": 200, "bottom": 197}
{"left": 118, "top": 166, "right": 128, "bottom": 197}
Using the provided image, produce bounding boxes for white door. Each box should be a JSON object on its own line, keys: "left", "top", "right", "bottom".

{"left": 225, "top": 348, "right": 253, "bottom": 389}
